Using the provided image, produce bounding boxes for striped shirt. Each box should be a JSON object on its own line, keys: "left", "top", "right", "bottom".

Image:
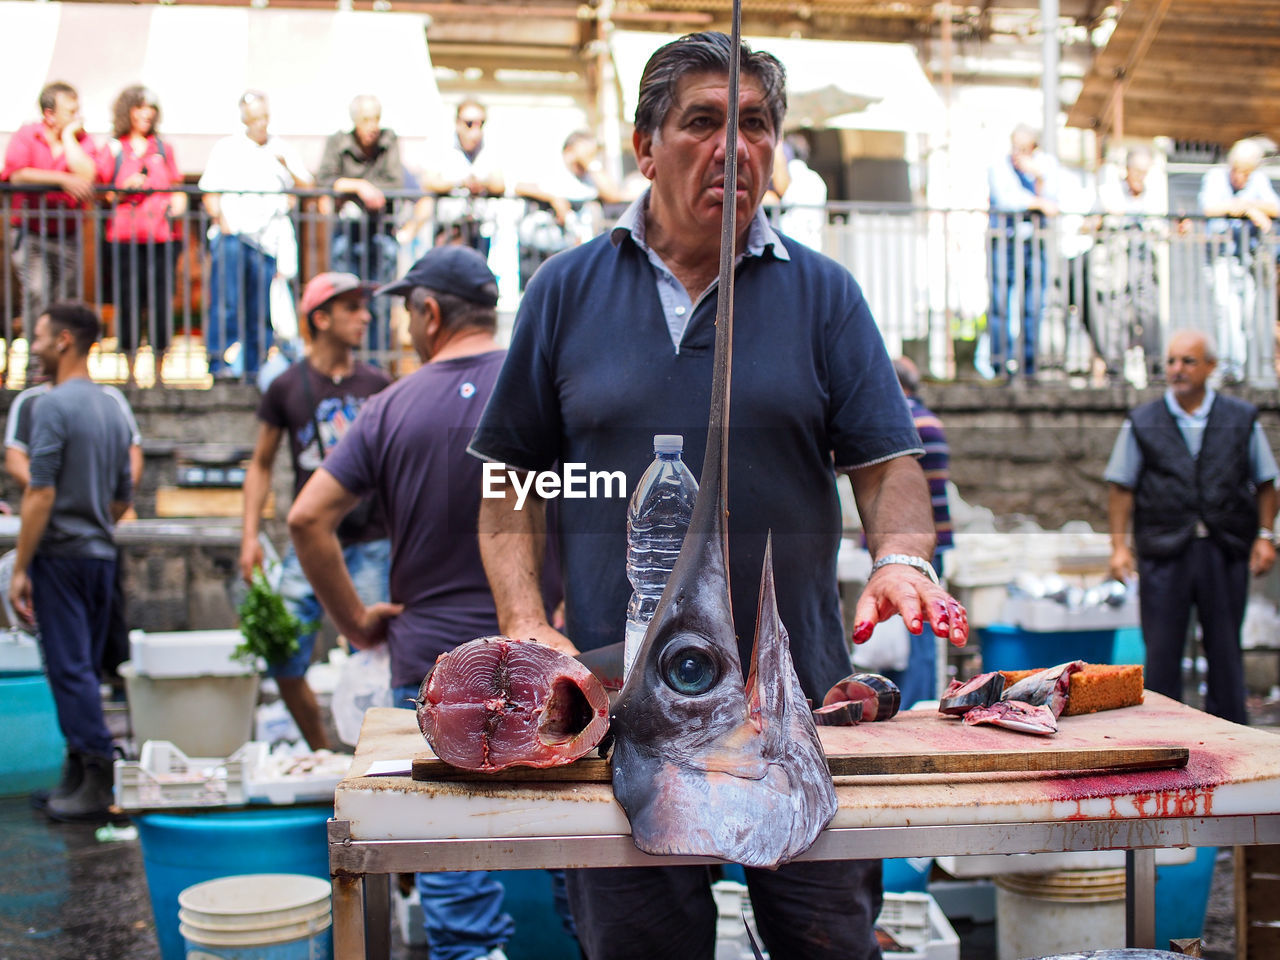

{"left": 908, "top": 395, "right": 952, "bottom": 552}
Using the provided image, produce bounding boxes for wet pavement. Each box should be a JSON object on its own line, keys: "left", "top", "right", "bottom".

{"left": 2, "top": 693, "right": 1274, "bottom": 959}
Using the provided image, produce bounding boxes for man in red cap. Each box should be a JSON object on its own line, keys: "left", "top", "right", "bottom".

{"left": 238, "top": 271, "right": 391, "bottom": 749}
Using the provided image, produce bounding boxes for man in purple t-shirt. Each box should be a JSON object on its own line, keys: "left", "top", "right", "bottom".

{"left": 287, "top": 247, "right": 526, "bottom": 960}
{"left": 240, "top": 272, "right": 391, "bottom": 751}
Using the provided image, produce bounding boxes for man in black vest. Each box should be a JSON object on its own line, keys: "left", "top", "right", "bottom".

{"left": 1106, "top": 329, "right": 1277, "bottom": 723}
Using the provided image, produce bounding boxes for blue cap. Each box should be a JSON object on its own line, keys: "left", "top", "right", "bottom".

{"left": 376, "top": 245, "right": 499, "bottom": 306}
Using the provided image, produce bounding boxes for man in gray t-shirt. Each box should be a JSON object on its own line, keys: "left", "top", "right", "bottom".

{"left": 9, "top": 302, "right": 132, "bottom": 823}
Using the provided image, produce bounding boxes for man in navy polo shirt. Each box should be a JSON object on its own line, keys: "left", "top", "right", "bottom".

{"left": 469, "top": 31, "right": 967, "bottom": 960}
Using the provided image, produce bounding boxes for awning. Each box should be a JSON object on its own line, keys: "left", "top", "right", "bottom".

{"left": 1066, "top": 0, "right": 1280, "bottom": 146}
{"left": 0, "top": 1, "right": 442, "bottom": 174}
{"left": 610, "top": 30, "right": 944, "bottom": 136}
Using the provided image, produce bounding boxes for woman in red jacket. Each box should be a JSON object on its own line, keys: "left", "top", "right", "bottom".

{"left": 100, "top": 85, "right": 187, "bottom": 385}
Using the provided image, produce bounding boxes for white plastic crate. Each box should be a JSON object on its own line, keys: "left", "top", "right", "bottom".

{"left": 1000, "top": 595, "right": 1138, "bottom": 633}
{"left": 878, "top": 893, "right": 959, "bottom": 960}
{"left": 114, "top": 740, "right": 267, "bottom": 810}
{"left": 245, "top": 750, "right": 352, "bottom": 804}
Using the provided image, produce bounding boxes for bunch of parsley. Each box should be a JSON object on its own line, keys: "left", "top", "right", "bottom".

{"left": 235, "top": 567, "right": 317, "bottom": 666}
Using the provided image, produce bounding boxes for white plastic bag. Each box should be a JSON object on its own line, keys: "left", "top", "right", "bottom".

{"left": 331, "top": 645, "right": 394, "bottom": 746}
{"left": 850, "top": 614, "right": 911, "bottom": 673}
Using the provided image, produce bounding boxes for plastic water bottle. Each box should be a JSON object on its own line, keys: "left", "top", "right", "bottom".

{"left": 624, "top": 435, "right": 698, "bottom": 677}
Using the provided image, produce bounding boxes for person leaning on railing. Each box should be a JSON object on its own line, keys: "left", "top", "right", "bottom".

{"left": 98, "top": 85, "right": 187, "bottom": 386}
{"left": 1, "top": 81, "right": 101, "bottom": 369}
{"left": 316, "top": 94, "right": 402, "bottom": 359}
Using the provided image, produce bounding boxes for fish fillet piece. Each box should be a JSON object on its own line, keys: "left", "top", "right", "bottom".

{"left": 813, "top": 700, "right": 863, "bottom": 726}
{"left": 938, "top": 671, "right": 1005, "bottom": 717}
{"left": 417, "top": 636, "right": 610, "bottom": 771}
{"left": 1000, "top": 660, "right": 1085, "bottom": 717}
{"left": 822, "top": 673, "right": 901, "bottom": 721}
{"left": 962, "top": 699, "right": 1058, "bottom": 735}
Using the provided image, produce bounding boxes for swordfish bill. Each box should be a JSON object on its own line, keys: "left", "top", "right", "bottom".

{"left": 609, "top": 6, "right": 838, "bottom": 869}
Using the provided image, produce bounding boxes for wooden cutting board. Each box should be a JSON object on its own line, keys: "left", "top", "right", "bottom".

{"left": 411, "top": 743, "right": 1188, "bottom": 783}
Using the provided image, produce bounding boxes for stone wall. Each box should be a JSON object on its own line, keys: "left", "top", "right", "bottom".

{"left": 920, "top": 383, "right": 1280, "bottom": 532}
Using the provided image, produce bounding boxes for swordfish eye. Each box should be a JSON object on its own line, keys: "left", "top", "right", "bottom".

{"left": 659, "top": 637, "right": 721, "bottom": 696}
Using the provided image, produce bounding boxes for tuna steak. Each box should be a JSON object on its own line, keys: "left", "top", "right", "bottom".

{"left": 813, "top": 700, "right": 864, "bottom": 726}
{"left": 962, "top": 700, "right": 1058, "bottom": 735}
{"left": 1001, "top": 660, "right": 1085, "bottom": 717}
{"left": 416, "top": 636, "right": 611, "bottom": 771}
{"left": 938, "top": 671, "right": 1005, "bottom": 717}
{"left": 822, "top": 673, "right": 901, "bottom": 722}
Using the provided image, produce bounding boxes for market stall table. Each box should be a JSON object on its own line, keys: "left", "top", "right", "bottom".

{"left": 329, "top": 694, "right": 1280, "bottom": 959}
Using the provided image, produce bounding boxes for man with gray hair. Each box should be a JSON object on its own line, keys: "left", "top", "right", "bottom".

{"left": 1198, "top": 137, "right": 1280, "bottom": 381}
{"left": 1106, "top": 328, "right": 1277, "bottom": 724}
{"left": 471, "top": 30, "right": 966, "bottom": 960}
{"left": 317, "top": 94, "right": 403, "bottom": 359}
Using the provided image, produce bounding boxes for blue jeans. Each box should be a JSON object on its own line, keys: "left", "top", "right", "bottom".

{"left": 883, "top": 630, "right": 937, "bottom": 711}
{"left": 206, "top": 233, "right": 275, "bottom": 377}
{"left": 331, "top": 229, "right": 398, "bottom": 357}
{"left": 988, "top": 235, "right": 1045, "bottom": 375}
{"left": 392, "top": 684, "right": 516, "bottom": 960}
{"left": 31, "top": 554, "right": 116, "bottom": 756}
{"left": 271, "top": 539, "right": 391, "bottom": 679}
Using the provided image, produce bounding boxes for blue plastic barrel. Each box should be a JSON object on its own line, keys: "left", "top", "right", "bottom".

{"left": 0, "top": 672, "right": 66, "bottom": 796}
{"left": 135, "top": 806, "right": 332, "bottom": 960}
{"left": 978, "top": 624, "right": 1117, "bottom": 672}
{"left": 1156, "top": 846, "right": 1217, "bottom": 948}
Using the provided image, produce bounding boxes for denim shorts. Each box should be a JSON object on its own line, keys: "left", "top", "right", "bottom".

{"left": 270, "top": 538, "right": 391, "bottom": 678}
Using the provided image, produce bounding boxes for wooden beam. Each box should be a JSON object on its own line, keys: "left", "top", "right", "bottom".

{"left": 1099, "top": 0, "right": 1174, "bottom": 137}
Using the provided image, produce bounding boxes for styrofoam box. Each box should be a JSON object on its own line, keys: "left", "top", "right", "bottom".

{"left": 245, "top": 752, "right": 352, "bottom": 805}
{"left": 1001, "top": 595, "right": 1139, "bottom": 632}
{"left": 129, "top": 629, "right": 256, "bottom": 678}
{"left": 115, "top": 740, "right": 267, "bottom": 810}
{"left": 880, "top": 893, "right": 959, "bottom": 960}
{"left": 936, "top": 847, "right": 1194, "bottom": 878}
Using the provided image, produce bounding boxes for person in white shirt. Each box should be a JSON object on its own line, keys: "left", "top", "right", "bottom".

{"left": 776, "top": 133, "right": 828, "bottom": 253}
{"left": 418, "top": 99, "right": 505, "bottom": 257}
{"left": 1197, "top": 137, "right": 1280, "bottom": 383}
{"left": 198, "top": 91, "right": 312, "bottom": 379}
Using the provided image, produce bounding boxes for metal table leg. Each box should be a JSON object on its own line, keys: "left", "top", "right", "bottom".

{"left": 333, "top": 872, "right": 368, "bottom": 959}
{"left": 1125, "top": 847, "right": 1157, "bottom": 948}
{"left": 365, "top": 873, "right": 391, "bottom": 960}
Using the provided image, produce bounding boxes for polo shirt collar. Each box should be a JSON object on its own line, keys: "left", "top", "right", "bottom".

{"left": 1164, "top": 387, "right": 1216, "bottom": 422}
{"left": 611, "top": 190, "right": 790, "bottom": 262}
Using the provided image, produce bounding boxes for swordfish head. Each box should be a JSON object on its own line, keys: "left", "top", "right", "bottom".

{"left": 610, "top": 533, "right": 837, "bottom": 869}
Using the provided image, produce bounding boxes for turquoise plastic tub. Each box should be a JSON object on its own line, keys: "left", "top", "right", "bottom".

{"left": 0, "top": 672, "right": 66, "bottom": 796}
{"left": 977, "top": 624, "right": 1117, "bottom": 672}
{"left": 1156, "top": 846, "right": 1217, "bottom": 948}
{"left": 135, "top": 806, "right": 332, "bottom": 960}
{"left": 492, "top": 870, "right": 584, "bottom": 960}
{"left": 882, "top": 857, "right": 933, "bottom": 893}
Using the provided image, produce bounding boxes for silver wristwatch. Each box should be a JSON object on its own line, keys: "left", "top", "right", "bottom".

{"left": 870, "top": 553, "right": 940, "bottom": 585}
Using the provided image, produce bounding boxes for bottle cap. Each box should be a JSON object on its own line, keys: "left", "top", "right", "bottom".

{"left": 653, "top": 434, "right": 683, "bottom": 454}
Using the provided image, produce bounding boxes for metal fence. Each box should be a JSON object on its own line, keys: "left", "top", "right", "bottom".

{"left": 2, "top": 184, "right": 1276, "bottom": 388}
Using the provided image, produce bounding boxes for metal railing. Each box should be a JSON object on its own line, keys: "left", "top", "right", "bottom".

{"left": 1, "top": 185, "right": 1276, "bottom": 388}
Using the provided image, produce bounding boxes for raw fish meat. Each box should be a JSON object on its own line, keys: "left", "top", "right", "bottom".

{"left": 938, "top": 671, "right": 1005, "bottom": 716}
{"left": 813, "top": 700, "right": 863, "bottom": 726}
{"left": 1001, "top": 660, "right": 1084, "bottom": 717}
{"left": 822, "top": 673, "right": 901, "bottom": 722}
{"left": 962, "top": 700, "right": 1058, "bottom": 735}
{"left": 416, "top": 636, "right": 610, "bottom": 771}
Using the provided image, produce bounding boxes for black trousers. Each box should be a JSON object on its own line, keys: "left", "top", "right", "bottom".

{"left": 565, "top": 859, "right": 883, "bottom": 960}
{"left": 1138, "top": 538, "right": 1249, "bottom": 724}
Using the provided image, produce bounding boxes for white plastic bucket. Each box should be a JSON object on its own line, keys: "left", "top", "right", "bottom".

{"left": 994, "top": 868, "right": 1126, "bottom": 960}
{"left": 177, "top": 873, "right": 332, "bottom": 960}
{"left": 120, "top": 661, "right": 259, "bottom": 758}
